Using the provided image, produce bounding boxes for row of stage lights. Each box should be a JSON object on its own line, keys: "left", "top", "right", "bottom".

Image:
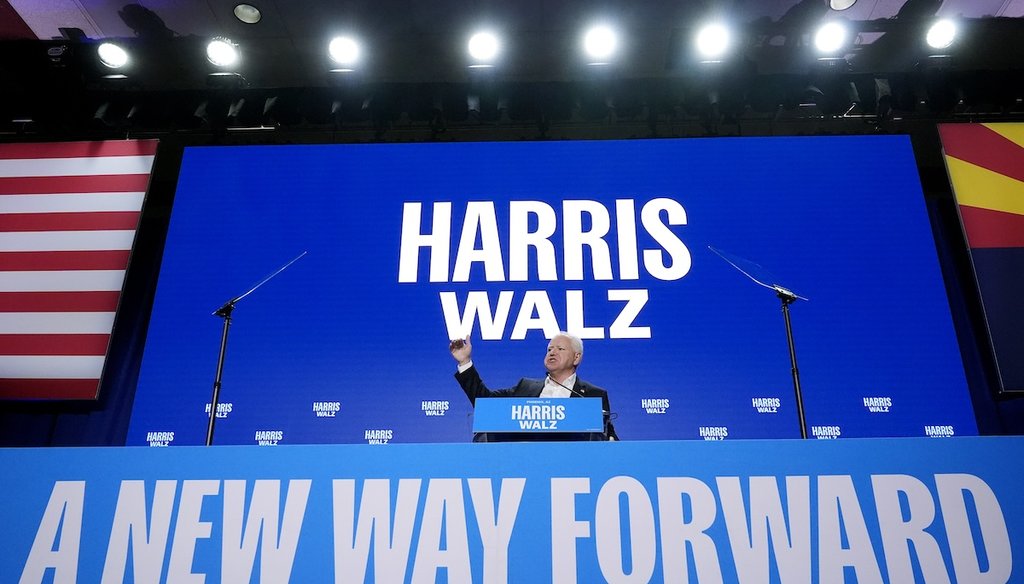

{"left": 91, "top": 19, "right": 963, "bottom": 75}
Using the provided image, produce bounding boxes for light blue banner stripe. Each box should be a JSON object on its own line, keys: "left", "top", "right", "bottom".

{"left": 2, "top": 437, "right": 1021, "bottom": 583}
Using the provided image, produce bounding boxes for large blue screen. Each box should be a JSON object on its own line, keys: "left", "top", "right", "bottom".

{"left": 128, "top": 136, "right": 977, "bottom": 445}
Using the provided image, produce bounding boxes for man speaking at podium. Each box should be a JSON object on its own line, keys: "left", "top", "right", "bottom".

{"left": 449, "top": 332, "right": 618, "bottom": 440}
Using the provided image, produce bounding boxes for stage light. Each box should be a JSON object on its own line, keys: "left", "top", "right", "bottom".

{"left": 583, "top": 25, "right": 618, "bottom": 63}
{"left": 830, "top": 0, "right": 857, "bottom": 10}
{"left": 467, "top": 31, "right": 500, "bottom": 66}
{"left": 223, "top": 97, "right": 246, "bottom": 126}
{"left": 233, "top": 4, "right": 261, "bottom": 24}
{"left": 927, "top": 19, "right": 957, "bottom": 50}
{"left": 328, "top": 36, "right": 360, "bottom": 69}
{"left": 97, "top": 42, "right": 128, "bottom": 69}
{"left": 814, "top": 22, "right": 849, "bottom": 55}
{"left": 93, "top": 102, "right": 115, "bottom": 127}
{"left": 207, "top": 37, "right": 239, "bottom": 67}
{"left": 695, "top": 23, "right": 731, "bottom": 61}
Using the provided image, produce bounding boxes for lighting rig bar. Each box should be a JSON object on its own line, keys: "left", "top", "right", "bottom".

{"left": 0, "top": 16, "right": 1022, "bottom": 140}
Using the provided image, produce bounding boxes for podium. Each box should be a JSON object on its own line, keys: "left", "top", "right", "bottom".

{"left": 471, "top": 397, "right": 609, "bottom": 442}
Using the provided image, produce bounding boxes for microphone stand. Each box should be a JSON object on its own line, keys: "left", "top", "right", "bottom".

{"left": 205, "top": 251, "right": 307, "bottom": 446}
{"left": 546, "top": 373, "right": 615, "bottom": 440}
{"left": 775, "top": 286, "right": 807, "bottom": 439}
{"left": 709, "top": 246, "right": 809, "bottom": 439}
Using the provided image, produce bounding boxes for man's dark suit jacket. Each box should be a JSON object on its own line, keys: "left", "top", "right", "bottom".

{"left": 455, "top": 364, "right": 619, "bottom": 441}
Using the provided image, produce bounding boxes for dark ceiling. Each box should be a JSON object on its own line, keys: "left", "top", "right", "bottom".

{"left": 7, "top": 0, "right": 1024, "bottom": 42}
{"left": 1, "top": 0, "right": 1023, "bottom": 137}
{"left": 5, "top": 0, "right": 1024, "bottom": 84}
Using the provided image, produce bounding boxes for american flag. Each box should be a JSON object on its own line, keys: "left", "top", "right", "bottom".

{"left": 0, "top": 140, "right": 157, "bottom": 399}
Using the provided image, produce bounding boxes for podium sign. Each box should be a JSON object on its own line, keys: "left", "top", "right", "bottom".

{"left": 472, "top": 397, "right": 604, "bottom": 433}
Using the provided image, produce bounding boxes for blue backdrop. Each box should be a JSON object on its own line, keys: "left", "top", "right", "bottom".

{"left": 128, "top": 136, "right": 976, "bottom": 445}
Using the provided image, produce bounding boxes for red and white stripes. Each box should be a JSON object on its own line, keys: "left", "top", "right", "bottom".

{"left": 0, "top": 140, "right": 157, "bottom": 399}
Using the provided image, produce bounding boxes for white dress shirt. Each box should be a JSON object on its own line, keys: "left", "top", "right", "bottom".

{"left": 540, "top": 373, "right": 576, "bottom": 398}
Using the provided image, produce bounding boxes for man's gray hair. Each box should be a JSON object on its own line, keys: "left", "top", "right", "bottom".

{"left": 557, "top": 331, "right": 583, "bottom": 355}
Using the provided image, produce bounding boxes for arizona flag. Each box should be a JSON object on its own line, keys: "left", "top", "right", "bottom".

{"left": 940, "top": 123, "right": 1024, "bottom": 391}
{"left": 0, "top": 140, "right": 157, "bottom": 399}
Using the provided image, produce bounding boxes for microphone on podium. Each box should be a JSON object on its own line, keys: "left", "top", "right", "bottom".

{"left": 545, "top": 374, "right": 588, "bottom": 398}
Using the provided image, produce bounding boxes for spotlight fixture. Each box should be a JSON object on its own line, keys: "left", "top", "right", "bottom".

{"left": 814, "top": 22, "right": 849, "bottom": 55}
{"left": 583, "top": 25, "right": 618, "bottom": 63}
{"left": 328, "top": 36, "right": 360, "bottom": 70}
{"left": 926, "top": 19, "right": 957, "bottom": 50}
{"left": 93, "top": 101, "right": 115, "bottom": 127}
{"left": 97, "top": 42, "right": 129, "bottom": 69}
{"left": 829, "top": 0, "right": 857, "bottom": 10}
{"left": 695, "top": 23, "right": 731, "bottom": 61}
{"left": 233, "top": 4, "right": 261, "bottom": 24}
{"left": 206, "top": 71, "right": 246, "bottom": 89}
{"left": 207, "top": 37, "right": 240, "bottom": 68}
{"left": 467, "top": 31, "right": 500, "bottom": 67}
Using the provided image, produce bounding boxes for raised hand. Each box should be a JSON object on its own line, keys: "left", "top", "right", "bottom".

{"left": 449, "top": 335, "right": 472, "bottom": 365}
